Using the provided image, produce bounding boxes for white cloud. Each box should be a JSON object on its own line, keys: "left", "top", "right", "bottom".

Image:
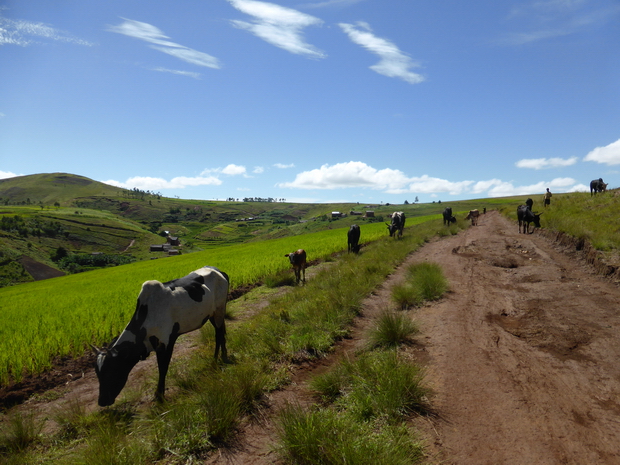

{"left": 0, "top": 14, "right": 94, "bottom": 47}
{"left": 339, "top": 22, "right": 424, "bottom": 84}
{"left": 583, "top": 139, "right": 620, "bottom": 165}
{"left": 253, "top": 166, "right": 265, "bottom": 174}
{"left": 277, "top": 161, "right": 584, "bottom": 200}
{"left": 228, "top": 0, "right": 325, "bottom": 58}
{"left": 300, "top": 0, "right": 366, "bottom": 8}
{"left": 201, "top": 164, "right": 248, "bottom": 176}
{"left": 152, "top": 67, "right": 201, "bottom": 79}
{"left": 0, "top": 170, "right": 20, "bottom": 180}
{"left": 102, "top": 175, "right": 222, "bottom": 190}
{"left": 277, "top": 161, "right": 411, "bottom": 190}
{"left": 500, "top": 0, "right": 620, "bottom": 45}
{"left": 107, "top": 18, "right": 221, "bottom": 69}
{"left": 274, "top": 163, "right": 295, "bottom": 169}
{"left": 486, "top": 177, "right": 576, "bottom": 197}
{"left": 515, "top": 156, "right": 578, "bottom": 169}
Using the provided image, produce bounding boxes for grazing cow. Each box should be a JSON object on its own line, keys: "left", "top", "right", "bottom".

{"left": 590, "top": 178, "right": 608, "bottom": 196}
{"left": 92, "top": 266, "right": 229, "bottom": 407}
{"left": 386, "top": 211, "right": 406, "bottom": 238}
{"left": 347, "top": 224, "right": 361, "bottom": 253}
{"left": 285, "top": 249, "right": 307, "bottom": 284}
{"left": 525, "top": 198, "right": 534, "bottom": 210}
{"left": 465, "top": 209, "right": 480, "bottom": 226}
{"left": 517, "top": 205, "right": 542, "bottom": 234}
{"left": 442, "top": 207, "right": 456, "bottom": 226}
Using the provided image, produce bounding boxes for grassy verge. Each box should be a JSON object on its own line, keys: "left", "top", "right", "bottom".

{"left": 1, "top": 217, "right": 459, "bottom": 464}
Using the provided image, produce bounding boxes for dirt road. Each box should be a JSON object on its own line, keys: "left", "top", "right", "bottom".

{"left": 5, "top": 210, "right": 620, "bottom": 464}
{"left": 411, "top": 210, "right": 620, "bottom": 464}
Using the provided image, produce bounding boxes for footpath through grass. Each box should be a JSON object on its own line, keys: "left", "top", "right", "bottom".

{"left": 1, "top": 217, "right": 463, "bottom": 464}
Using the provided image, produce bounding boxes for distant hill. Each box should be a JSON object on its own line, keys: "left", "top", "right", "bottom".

{"left": 0, "top": 173, "right": 125, "bottom": 206}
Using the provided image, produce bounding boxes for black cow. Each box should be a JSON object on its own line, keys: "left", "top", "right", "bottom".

{"left": 92, "top": 266, "right": 229, "bottom": 406}
{"left": 347, "top": 224, "right": 361, "bottom": 253}
{"left": 442, "top": 207, "right": 456, "bottom": 226}
{"left": 387, "top": 211, "right": 406, "bottom": 238}
{"left": 525, "top": 198, "right": 533, "bottom": 210}
{"left": 285, "top": 249, "right": 307, "bottom": 284}
{"left": 590, "top": 178, "right": 608, "bottom": 196}
{"left": 517, "top": 205, "right": 542, "bottom": 234}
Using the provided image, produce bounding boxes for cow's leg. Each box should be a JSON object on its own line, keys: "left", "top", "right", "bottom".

{"left": 210, "top": 316, "right": 228, "bottom": 362}
{"left": 301, "top": 266, "right": 306, "bottom": 284}
{"left": 152, "top": 339, "right": 176, "bottom": 402}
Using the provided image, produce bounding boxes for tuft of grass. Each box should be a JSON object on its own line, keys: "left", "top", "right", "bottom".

{"left": 263, "top": 269, "right": 296, "bottom": 288}
{"left": 0, "top": 411, "right": 43, "bottom": 454}
{"left": 275, "top": 403, "right": 425, "bottom": 465}
{"left": 311, "top": 350, "right": 429, "bottom": 421}
{"left": 392, "top": 261, "right": 448, "bottom": 309}
{"left": 367, "top": 310, "right": 418, "bottom": 348}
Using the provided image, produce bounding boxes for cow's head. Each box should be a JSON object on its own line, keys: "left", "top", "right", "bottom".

{"left": 386, "top": 223, "right": 397, "bottom": 236}
{"left": 531, "top": 212, "right": 542, "bottom": 229}
{"left": 92, "top": 342, "right": 141, "bottom": 407}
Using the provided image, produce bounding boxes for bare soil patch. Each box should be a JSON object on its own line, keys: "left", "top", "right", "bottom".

{"left": 5, "top": 210, "right": 620, "bottom": 464}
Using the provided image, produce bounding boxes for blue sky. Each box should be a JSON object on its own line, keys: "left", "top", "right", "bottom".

{"left": 1, "top": 0, "right": 619, "bottom": 204}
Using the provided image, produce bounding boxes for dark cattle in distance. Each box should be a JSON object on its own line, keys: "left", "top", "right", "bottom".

{"left": 387, "top": 211, "right": 406, "bottom": 238}
{"left": 517, "top": 205, "right": 542, "bottom": 234}
{"left": 465, "top": 209, "right": 480, "bottom": 226}
{"left": 590, "top": 178, "right": 608, "bottom": 196}
{"left": 442, "top": 207, "right": 456, "bottom": 226}
{"left": 285, "top": 249, "right": 307, "bottom": 284}
{"left": 348, "top": 224, "right": 361, "bottom": 253}
{"left": 92, "top": 266, "right": 229, "bottom": 406}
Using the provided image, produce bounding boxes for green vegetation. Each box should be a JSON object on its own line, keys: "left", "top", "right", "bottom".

{"left": 392, "top": 262, "right": 450, "bottom": 309}
{"left": 1, "top": 209, "right": 453, "bottom": 464}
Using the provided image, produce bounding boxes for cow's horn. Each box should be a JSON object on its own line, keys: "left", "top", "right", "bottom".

{"left": 89, "top": 343, "right": 103, "bottom": 356}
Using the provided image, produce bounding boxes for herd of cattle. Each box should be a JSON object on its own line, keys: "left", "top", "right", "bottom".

{"left": 93, "top": 180, "right": 610, "bottom": 406}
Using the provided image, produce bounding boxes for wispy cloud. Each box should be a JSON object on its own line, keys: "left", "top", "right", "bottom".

{"left": 228, "top": 0, "right": 326, "bottom": 58}
{"left": 152, "top": 67, "right": 201, "bottom": 79}
{"left": 274, "top": 163, "right": 295, "bottom": 169}
{"left": 102, "top": 175, "right": 222, "bottom": 190}
{"left": 0, "top": 13, "right": 94, "bottom": 47}
{"left": 339, "top": 22, "right": 424, "bottom": 84}
{"left": 583, "top": 138, "right": 620, "bottom": 165}
{"left": 500, "top": 0, "right": 620, "bottom": 45}
{"left": 515, "top": 156, "right": 578, "bottom": 169}
{"left": 299, "top": 0, "right": 366, "bottom": 9}
{"left": 107, "top": 18, "right": 221, "bottom": 69}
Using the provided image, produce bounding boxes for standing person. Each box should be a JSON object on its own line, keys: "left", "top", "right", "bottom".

{"left": 543, "top": 188, "right": 552, "bottom": 208}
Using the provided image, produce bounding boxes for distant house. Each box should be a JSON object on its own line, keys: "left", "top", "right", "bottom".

{"left": 167, "top": 236, "right": 180, "bottom": 246}
{"left": 331, "top": 212, "right": 343, "bottom": 219}
{"left": 350, "top": 211, "right": 363, "bottom": 216}
{"left": 365, "top": 211, "right": 375, "bottom": 218}
{"left": 168, "top": 249, "right": 180, "bottom": 256}
{"left": 150, "top": 244, "right": 171, "bottom": 252}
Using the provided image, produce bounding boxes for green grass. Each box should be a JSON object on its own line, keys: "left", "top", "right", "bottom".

{"left": 367, "top": 310, "right": 419, "bottom": 349}
{"left": 392, "top": 261, "right": 449, "bottom": 309}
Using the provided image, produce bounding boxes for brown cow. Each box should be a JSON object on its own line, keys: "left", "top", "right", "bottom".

{"left": 285, "top": 249, "right": 307, "bottom": 284}
{"left": 465, "top": 209, "right": 480, "bottom": 226}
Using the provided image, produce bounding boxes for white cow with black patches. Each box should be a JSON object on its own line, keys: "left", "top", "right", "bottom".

{"left": 93, "top": 266, "right": 229, "bottom": 407}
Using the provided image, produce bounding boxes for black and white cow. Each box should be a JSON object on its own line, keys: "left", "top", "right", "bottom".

{"left": 442, "top": 207, "right": 456, "bottom": 226}
{"left": 347, "top": 224, "right": 361, "bottom": 253}
{"left": 92, "top": 266, "right": 229, "bottom": 406}
{"left": 285, "top": 249, "right": 307, "bottom": 284}
{"left": 387, "top": 211, "right": 406, "bottom": 238}
{"left": 590, "top": 178, "right": 608, "bottom": 196}
{"left": 517, "top": 205, "right": 542, "bottom": 234}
